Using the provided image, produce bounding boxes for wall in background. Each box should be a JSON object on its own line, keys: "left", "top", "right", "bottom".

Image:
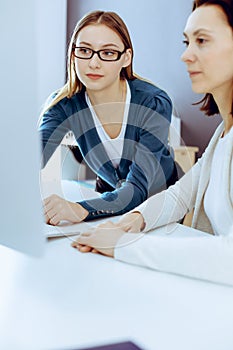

{"left": 67, "top": 0, "right": 221, "bottom": 157}
{"left": 36, "top": 0, "right": 67, "bottom": 114}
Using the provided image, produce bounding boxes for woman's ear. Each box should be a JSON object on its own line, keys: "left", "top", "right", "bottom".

{"left": 122, "top": 48, "right": 132, "bottom": 68}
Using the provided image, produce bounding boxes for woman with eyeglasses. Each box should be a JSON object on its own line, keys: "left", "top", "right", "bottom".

{"left": 39, "top": 10, "right": 180, "bottom": 225}
{"left": 72, "top": 0, "right": 233, "bottom": 286}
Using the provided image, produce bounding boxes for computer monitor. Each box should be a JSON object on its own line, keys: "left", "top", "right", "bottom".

{"left": 0, "top": 1, "right": 45, "bottom": 256}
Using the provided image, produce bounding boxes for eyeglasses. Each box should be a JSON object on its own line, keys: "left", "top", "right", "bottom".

{"left": 72, "top": 46, "right": 126, "bottom": 61}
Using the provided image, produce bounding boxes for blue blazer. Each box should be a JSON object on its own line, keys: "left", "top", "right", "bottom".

{"left": 39, "top": 78, "right": 179, "bottom": 220}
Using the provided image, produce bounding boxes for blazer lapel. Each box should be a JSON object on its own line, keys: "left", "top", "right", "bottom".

{"left": 193, "top": 122, "right": 224, "bottom": 230}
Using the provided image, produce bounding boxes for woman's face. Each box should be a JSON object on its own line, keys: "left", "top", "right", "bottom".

{"left": 181, "top": 5, "right": 233, "bottom": 96}
{"left": 73, "top": 24, "right": 131, "bottom": 93}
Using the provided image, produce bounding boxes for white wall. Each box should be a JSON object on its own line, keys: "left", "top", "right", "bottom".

{"left": 36, "top": 0, "right": 67, "bottom": 113}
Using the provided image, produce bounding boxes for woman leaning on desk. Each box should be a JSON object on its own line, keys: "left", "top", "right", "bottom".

{"left": 73, "top": 0, "right": 233, "bottom": 286}
{"left": 39, "top": 10, "right": 181, "bottom": 226}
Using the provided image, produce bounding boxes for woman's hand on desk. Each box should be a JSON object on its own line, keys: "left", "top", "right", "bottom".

{"left": 71, "top": 221, "right": 126, "bottom": 257}
{"left": 71, "top": 212, "right": 145, "bottom": 256}
{"left": 43, "top": 194, "right": 88, "bottom": 225}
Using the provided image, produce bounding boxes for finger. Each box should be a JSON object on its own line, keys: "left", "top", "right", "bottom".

{"left": 91, "top": 248, "right": 100, "bottom": 254}
{"left": 71, "top": 241, "right": 84, "bottom": 249}
{"left": 79, "top": 245, "right": 93, "bottom": 253}
{"left": 71, "top": 242, "right": 81, "bottom": 248}
{"left": 43, "top": 196, "right": 51, "bottom": 206}
{"left": 44, "top": 212, "right": 50, "bottom": 224}
{"left": 71, "top": 242, "right": 92, "bottom": 252}
{"left": 79, "top": 232, "right": 92, "bottom": 237}
{"left": 71, "top": 231, "right": 92, "bottom": 242}
{"left": 96, "top": 221, "right": 114, "bottom": 228}
{"left": 48, "top": 213, "right": 61, "bottom": 226}
{"left": 43, "top": 202, "right": 55, "bottom": 219}
{"left": 43, "top": 195, "right": 55, "bottom": 207}
{"left": 127, "top": 228, "right": 137, "bottom": 233}
{"left": 114, "top": 221, "right": 130, "bottom": 230}
{"left": 76, "top": 233, "right": 94, "bottom": 244}
{"left": 119, "top": 224, "right": 131, "bottom": 232}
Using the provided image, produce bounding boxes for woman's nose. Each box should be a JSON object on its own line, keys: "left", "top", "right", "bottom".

{"left": 181, "top": 45, "right": 195, "bottom": 63}
{"left": 88, "top": 53, "right": 101, "bottom": 68}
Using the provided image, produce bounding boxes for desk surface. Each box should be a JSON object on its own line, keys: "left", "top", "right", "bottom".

{"left": 1, "top": 236, "right": 233, "bottom": 350}
{"left": 1, "top": 180, "right": 233, "bottom": 350}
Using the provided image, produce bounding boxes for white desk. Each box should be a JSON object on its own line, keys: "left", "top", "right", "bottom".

{"left": 1, "top": 235, "right": 233, "bottom": 350}
{"left": 1, "top": 181, "right": 233, "bottom": 350}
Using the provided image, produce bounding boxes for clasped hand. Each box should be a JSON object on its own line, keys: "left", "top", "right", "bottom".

{"left": 71, "top": 212, "right": 145, "bottom": 257}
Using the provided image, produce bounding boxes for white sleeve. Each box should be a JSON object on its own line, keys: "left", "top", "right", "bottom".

{"left": 133, "top": 158, "right": 202, "bottom": 232}
{"left": 114, "top": 223, "right": 233, "bottom": 286}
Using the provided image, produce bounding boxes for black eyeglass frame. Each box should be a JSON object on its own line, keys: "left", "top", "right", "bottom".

{"left": 72, "top": 46, "right": 127, "bottom": 62}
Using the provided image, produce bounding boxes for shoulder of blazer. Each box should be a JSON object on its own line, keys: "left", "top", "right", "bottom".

{"left": 195, "top": 121, "right": 225, "bottom": 202}
{"left": 128, "top": 78, "right": 171, "bottom": 104}
{"left": 50, "top": 88, "right": 88, "bottom": 116}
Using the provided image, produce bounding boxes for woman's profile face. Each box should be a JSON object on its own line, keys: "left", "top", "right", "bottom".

{"left": 181, "top": 5, "right": 233, "bottom": 96}
{"left": 73, "top": 24, "right": 131, "bottom": 94}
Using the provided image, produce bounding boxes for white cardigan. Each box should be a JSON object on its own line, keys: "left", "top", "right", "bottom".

{"left": 115, "top": 122, "right": 233, "bottom": 286}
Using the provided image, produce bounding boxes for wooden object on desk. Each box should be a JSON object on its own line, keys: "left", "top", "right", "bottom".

{"left": 174, "top": 146, "right": 199, "bottom": 226}
{"left": 174, "top": 146, "right": 199, "bottom": 173}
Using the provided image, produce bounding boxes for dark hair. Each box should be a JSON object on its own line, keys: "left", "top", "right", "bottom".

{"left": 192, "top": 0, "right": 233, "bottom": 116}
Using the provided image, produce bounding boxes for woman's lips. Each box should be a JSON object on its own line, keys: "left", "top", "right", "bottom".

{"left": 188, "top": 71, "right": 202, "bottom": 78}
{"left": 86, "top": 74, "right": 104, "bottom": 80}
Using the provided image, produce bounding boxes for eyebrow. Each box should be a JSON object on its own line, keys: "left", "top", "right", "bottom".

{"left": 183, "top": 28, "right": 214, "bottom": 38}
{"left": 78, "top": 41, "right": 120, "bottom": 49}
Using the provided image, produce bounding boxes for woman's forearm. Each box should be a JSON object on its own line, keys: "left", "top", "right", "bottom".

{"left": 115, "top": 223, "right": 233, "bottom": 287}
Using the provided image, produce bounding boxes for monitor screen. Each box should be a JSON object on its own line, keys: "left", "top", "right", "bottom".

{"left": 0, "top": 1, "right": 45, "bottom": 256}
